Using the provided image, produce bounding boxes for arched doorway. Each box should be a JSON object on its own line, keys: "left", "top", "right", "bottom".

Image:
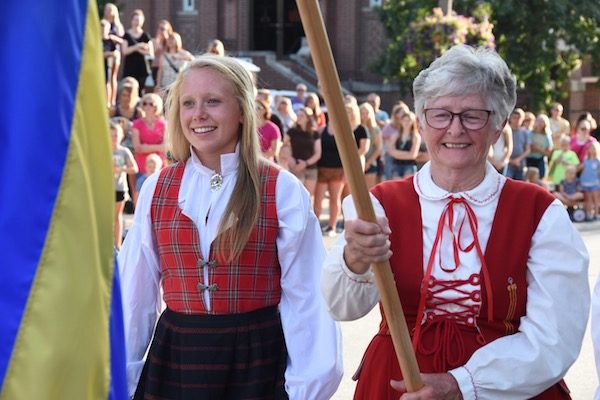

{"left": 253, "top": 0, "right": 305, "bottom": 57}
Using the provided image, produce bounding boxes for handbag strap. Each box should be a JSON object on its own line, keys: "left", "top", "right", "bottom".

{"left": 164, "top": 54, "right": 179, "bottom": 74}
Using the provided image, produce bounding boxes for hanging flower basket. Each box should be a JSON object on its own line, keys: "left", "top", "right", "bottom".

{"left": 401, "top": 7, "right": 495, "bottom": 79}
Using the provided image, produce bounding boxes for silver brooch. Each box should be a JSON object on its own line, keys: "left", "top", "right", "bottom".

{"left": 209, "top": 173, "right": 223, "bottom": 192}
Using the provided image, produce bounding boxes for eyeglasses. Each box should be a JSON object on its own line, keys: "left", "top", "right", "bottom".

{"left": 424, "top": 108, "right": 492, "bottom": 130}
{"left": 142, "top": 101, "right": 155, "bottom": 107}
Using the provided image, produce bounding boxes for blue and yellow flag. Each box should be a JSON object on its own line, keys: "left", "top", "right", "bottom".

{"left": 0, "top": 0, "right": 127, "bottom": 399}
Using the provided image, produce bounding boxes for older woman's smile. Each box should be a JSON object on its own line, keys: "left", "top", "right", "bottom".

{"left": 443, "top": 142, "right": 470, "bottom": 149}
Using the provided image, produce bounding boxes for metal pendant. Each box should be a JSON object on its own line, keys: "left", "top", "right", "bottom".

{"left": 209, "top": 173, "right": 223, "bottom": 192}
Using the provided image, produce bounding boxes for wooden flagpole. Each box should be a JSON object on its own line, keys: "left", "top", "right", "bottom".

{"left": 295, "top": 0, "right": 424, "bottom": 392}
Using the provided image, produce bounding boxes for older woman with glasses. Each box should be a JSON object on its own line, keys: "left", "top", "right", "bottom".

{"left": 571, "top": 117, "right": 598, "bottom": 163}
{"left": 131, "top": 93, "right": 167, "bottom": 206}
{"left": 322, "top": 45, "right": 589, "bottom": 399}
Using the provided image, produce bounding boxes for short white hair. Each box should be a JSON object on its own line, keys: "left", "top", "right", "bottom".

{"left": 413, "top": 45, "right": 516, "bottom": 129}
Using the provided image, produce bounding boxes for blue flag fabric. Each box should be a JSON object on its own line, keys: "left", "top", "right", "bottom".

{"left": 0, "top": 0, "right": 127, "bottom": 398}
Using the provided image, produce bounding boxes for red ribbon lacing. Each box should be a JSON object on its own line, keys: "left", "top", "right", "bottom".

{"left": 412, "top": 197, "right": 494, "bottom": 354}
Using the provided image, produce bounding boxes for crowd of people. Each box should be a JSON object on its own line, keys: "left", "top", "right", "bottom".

{"left": 501, "top": 104, "right": 600, "bottom": 223}
{"left": 102, "top": 3, "right": 597, "bottom": 399}
{"left": 103, "top": 3, "right": 600, "bottom": 250}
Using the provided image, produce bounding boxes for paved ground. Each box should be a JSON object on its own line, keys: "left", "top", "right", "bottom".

{"left": 123, "top": 200, "right": 600, "bottom": 399}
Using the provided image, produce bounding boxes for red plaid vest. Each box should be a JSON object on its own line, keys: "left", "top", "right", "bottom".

{"left": 151, "top": 161, "right": 281, "bottom": 314}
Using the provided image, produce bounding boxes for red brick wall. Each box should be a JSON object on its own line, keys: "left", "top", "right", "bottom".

{"left": 360, "top": 2, "right": 387, "bottom": 82}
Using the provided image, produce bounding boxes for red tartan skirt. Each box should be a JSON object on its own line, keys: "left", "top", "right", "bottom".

{"left": 134, "top": 306, "right": 288, "bottom": 400}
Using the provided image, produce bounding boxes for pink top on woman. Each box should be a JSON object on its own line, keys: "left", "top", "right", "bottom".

{"left": 258, "top": 120, "right": 282, "bottom": 160}
{"left": 132, "top": 117, "right": 166, "bottom": 173}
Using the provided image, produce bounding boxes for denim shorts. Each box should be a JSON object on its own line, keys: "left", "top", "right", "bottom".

{"left": 581, "top": 184, "right": 600, "bottom": 193}
{"left": 395, "top": 163, "right": 417, "bottom": 178}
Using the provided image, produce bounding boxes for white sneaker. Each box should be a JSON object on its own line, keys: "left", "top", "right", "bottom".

{"left": 322, "top": 226, "right": 337, "bottom": 237}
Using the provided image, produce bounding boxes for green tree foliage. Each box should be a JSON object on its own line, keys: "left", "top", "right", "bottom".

{"left": 374, "top": 0, "right": 600, "bottom": 112}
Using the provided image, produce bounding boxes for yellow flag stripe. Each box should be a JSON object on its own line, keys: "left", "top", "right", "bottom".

{"left": 0, "top": 2, "right": 114, "bottom": 399}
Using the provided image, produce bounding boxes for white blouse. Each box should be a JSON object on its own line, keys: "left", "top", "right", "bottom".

{"left": 322, "top": 162, "right": 590, "bottom": 399}
{"left": 118, "top": 149, "right": 343, "bottom": 398}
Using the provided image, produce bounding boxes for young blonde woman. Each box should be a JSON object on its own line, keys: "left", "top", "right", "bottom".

{"left": 206, "top": 38, "right": 225, "bottom": 56}
{"left": 118, "top": 54, "right": 342, "bottom": 399}
{"left": 150, "top": 19, "right": 173, "bottom": 87}
{"left": 156, "top": 31, "right": 194, "bottom": 92}
{"left": 275, "top": 97, "right": 297, "bottom": 135}
{"left": 341, "top": 101, "right": 370, "bottom": 198}
{"left": 359, "top": 102, "right": 382, "bottom": 188}
{"left": 387, "top": 110, "right": 421, "bottom": 178}
{"left": 526, "top": 113, "right": 553, "bottom": 178}
{"left": 304, "top": 92, "right": 326, "bottom": 129}
{"left": 381, "top": 102, "right": 410, "bottom": 180}
{"left": 103, "top": 3, "right": 124, "bottom": 107}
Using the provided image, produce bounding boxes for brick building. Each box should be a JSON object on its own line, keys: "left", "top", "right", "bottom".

{"left": 114, "top": 0, "right": 403, "bottom": 111}
{"left": 568, "top": 58, "right": 600, "bottom": 127}
{"left": 115, "top": 0, "right": 599, "bottom": 121}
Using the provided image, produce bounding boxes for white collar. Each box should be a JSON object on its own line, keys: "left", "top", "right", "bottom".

{"left": 178, "top": 145, "right": 240, "bottom": 206}
{"left": 414, "top": 162, "right": 505, "bottom": 206}
{"left": 188, "top": 144, "right": 240, "bottom": 177}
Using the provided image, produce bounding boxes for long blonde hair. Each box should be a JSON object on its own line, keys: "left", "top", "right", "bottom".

{"left": 165, "top": 55, "right": 261, "bottom": 261}
{"left": 359, "top": 102, "right": 377, "bottom": 129}
{"left": 103, "top": 3, "right": 124, "bottom": 36}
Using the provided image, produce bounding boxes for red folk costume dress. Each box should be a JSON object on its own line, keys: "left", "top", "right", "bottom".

{"left": 119, "top": 149, "right": 342, "bottom": 399}
{"left": 322, "top": 162, "right": 590, "bottom": 399}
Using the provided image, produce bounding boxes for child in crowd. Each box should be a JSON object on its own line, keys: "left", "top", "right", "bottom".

{"left": 524, "top": 166, "right": 547, "bottom": 189}
{"left": 553, "top": 165, "right": 584, "bottom": 219}
{"left": 580, "top": 141, "right": 600, "bottom": 221}
{"left": 547, "top": 134, "right": 580, "bottom": 189}
{"left": 135, "top": 152, "right": 163, "bottom": 192}
{"left": 111, "top": 120, "right": 138, "bottom": 249}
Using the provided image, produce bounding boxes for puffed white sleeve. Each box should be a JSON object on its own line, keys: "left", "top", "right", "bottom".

{"left": 450, "top": 201, "right": 590, "bottom": 399}
{"left": 117, "top": 173, "right": 163, "bottom": 397}
{"left": 275, "top": 170, "right": 343, "bottom": 400}
{"left": 592, "top": 275, "right": 600, "bottom": 400}
{"left": 320, "top": 193, "right": 384, "bottom": 321}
